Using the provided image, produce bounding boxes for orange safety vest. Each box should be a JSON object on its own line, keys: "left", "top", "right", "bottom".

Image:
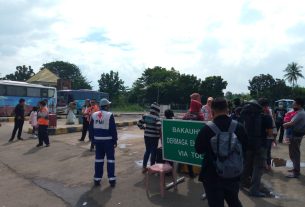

{"left": 87, "top": 105, "right": 100, "bottom": 123}
{"left": 38, "top": 107, "right": 49, "bottom": 126}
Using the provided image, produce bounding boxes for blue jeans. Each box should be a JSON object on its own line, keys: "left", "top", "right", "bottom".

{"left": 143, "top": 137, "right": 159, "bottom": 168}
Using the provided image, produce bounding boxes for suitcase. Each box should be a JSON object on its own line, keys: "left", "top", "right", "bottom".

{"left": 49, "top": 114, "right": 57, "bottom": 128}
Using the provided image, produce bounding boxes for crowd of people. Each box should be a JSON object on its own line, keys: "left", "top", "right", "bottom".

{"left": 9, "top": 98, "right": 50, "bottom": 147}
{"left": 137, "top": 94, "right": 305, "bottom": 207}
{"left": 6, "top": 93, "right": 305, "bottom": 207}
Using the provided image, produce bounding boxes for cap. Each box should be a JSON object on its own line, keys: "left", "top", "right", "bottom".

{"left": 100, "top": 98, "right": 111, "bottom": 106}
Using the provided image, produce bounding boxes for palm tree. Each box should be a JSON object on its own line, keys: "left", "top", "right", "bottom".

{"left": 283, "top": 62, "right": 304, "bottom": 87}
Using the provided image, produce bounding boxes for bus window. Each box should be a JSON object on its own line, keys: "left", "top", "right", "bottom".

{"left": 41, "top": 89, "right": 48, "bottom": 98}
{"left": 48, "top": 89, "right": 55, "bottom": 98}
{"left": 68, "top": 94, "right": 74, "bottom": 103}
{"left": 7, "top": 86, "right": 26, "bottom": 96}
{"left": 0, "top": 85, "right": 5, "bottom": 96}
{"left": 58, "top": 95, "right": 67, "bottom": 106}
{"left": 27, "top": 88, "right": 41, "bottom": 97}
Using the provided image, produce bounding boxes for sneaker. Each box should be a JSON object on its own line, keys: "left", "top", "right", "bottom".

{"left": 287, "top": 169, "right": 295, "bottom": 172}
{"left": 110, "top": 182, "right": 116, "bottom": 187}
{"left": 249, "top": 192, "right": 266, "bottom": 197}
{"left": 32, "top": 135, "right": 38, "bottom": 138}
{"left": 45, "top": 144, "right": 50, "bottom": 147}
{"left": 78, "top": 139, "right": 84, "bottom": 142}
{"left": 8, "top": 138, "right": 13, "bottom": 142}
{"left": 36, "top": 144, "right": 43, "bottom": 147}
{"left": 17, "top": 137, "right": 24, "bottom": 140}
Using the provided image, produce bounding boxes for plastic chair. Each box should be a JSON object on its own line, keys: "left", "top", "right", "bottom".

{"left": 145, "top": 163, "right": 177, "bottom": 197}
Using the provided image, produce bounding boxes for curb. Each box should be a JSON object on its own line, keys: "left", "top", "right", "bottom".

{"left": 28, "top": 121, "right": 138, "bottom": 135}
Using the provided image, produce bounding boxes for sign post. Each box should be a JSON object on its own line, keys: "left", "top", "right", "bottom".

{"left": 162, "top": 119, "right": 205, "bottom": 166}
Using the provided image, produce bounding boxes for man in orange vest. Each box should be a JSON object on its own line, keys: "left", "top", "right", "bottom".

{"left": 37, "top": 100, "right": 50, "bottom": 147}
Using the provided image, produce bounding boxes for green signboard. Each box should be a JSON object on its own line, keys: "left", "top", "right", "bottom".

{"left": 162, "top": 119, "right": 206, "bottom": 166}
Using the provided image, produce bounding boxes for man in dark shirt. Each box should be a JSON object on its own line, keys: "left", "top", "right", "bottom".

{"left": 9, "top": 98, "right": 26, "bottom": 142}
{"left": 274, "top": 103, "right": 287, "bottom": 143}
{"left": 240, "top": 99, "right": 273, "bottom": 197}
{"left": 195, "top": 97, "right": 247, "bottom": 207}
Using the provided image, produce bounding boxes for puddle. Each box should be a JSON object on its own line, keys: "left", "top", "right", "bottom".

{"left": 285, "top": 160, "right": 305, "bottom": 168}
{"left": 135, "top": 160, "right": 150, "bottom": 168}
{"left": 272, "top": 158, "right": 305, "bottom": 168}
{"left": 119, "top": 133, "right": 143, "bottom": 141}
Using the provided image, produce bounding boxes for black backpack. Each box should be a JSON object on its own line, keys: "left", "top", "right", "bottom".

{"left": 240, "top": 101, "right": 264, "bottom": 150}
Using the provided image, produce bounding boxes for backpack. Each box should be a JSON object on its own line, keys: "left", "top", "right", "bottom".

{"left": 240, "top": 102, "right": 264, "bottom": 150}
{"left": 207, "top": 120, "right": 244, "bottom": 179}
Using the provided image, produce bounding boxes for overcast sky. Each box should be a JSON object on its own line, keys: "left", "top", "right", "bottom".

{"left": 1, "top": 0, "right": 305, "bottom": 93}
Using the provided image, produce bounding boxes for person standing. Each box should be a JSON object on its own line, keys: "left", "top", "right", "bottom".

{"left": 9, "top": 98, "right": 26, "bottom": 142}
{"left": 137, "top": 102, "right": 161, "bottom": 173}
{"left": 283, "top": 98, "right": 305, "bottom": 178}
{"left": 29, "top": 106, "right": 38, "bottom": 138}
{"left": 183, "top": 97, "right": 204, "bottom": 178}
{"left": 195, "top": 97, "right": 247, "bottom": 207}
{"left": 90, "top": 98, "right": 118, "bottom": 187}
{"left": 274, "top": 103, "right": 287, "bottom": 143}
{"left": 202, "top": 97, "right": 213, "bottom": 121}
{"left": 37, "top": 100, "right": 50, "bottom": 147}
{"left": 89, "top": 99, "right": 100, "bottom": 151}
{"left": 260, "top": 99, "right": 277, "bottom": 171}
{"left": 240, "top": 99, "right": 273, "bottom": 197}
{"left": 79, "top": 99, "right": 91, "bottom": 141}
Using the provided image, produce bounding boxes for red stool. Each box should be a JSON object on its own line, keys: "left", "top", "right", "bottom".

{"left": 146, "top": 163, "right": 177, "bottom": 197}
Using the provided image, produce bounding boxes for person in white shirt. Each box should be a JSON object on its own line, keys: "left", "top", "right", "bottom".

{"left": 29, "top": 106, "right": 38, "bottom": 138}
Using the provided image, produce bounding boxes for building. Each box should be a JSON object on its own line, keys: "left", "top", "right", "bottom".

{"left": 27, "top": 68, "right": 59, "bottom": 87}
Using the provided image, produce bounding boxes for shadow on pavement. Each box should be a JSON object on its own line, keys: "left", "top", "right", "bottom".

{"left": 134, "top": 175, "right": 206, "bottom": 207}
{"left": 75, "top": 186, "right": 113, "bottom": 207}
{"left": 23, "top": 146, "right": 43, "bottom": 155}
{"left": 81, "top": 149, "right": 95, "bottom": 157}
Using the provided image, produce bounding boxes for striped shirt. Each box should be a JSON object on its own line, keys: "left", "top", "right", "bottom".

{"left": 137, "top": 114, "right": 161, "bottom": 138}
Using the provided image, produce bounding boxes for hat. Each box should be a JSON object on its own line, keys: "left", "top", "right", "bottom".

{"left": 150, "top": 102, "right": 160, "bottom": 115}
{"left": 100, "top": 98, "right": 111, "bottom": 106}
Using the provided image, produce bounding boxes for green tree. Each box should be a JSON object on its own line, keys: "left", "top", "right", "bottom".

{"left": 98, "top": 70, "right": 126, "bottom": 100}
{"left": 225, "top": 91, "right": 234, "bottom": 100}
{"left": 129, "top": 66, "right": 180, "bottom": 104}
{"left": 199, "top": 76, "right": 228, "bottom": 102}
{"left": 283, "top": 62, "right": 304, "bottom": 87}
{"left": 248, "top": 74, "right": 276, "bottom": 99}
{"left": 248, "top": 74, "right": 291, "bottom": 102}
{"left": 1, "top": 65, "right": 35, "bottom": 81}
{"left": 41, "top": 61, "right": 91, "bottom": 89}
{"left": 175, "top": 74, "right": 201, "bottom": 104}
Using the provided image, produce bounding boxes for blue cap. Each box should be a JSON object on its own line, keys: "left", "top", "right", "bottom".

{"left": 100, "top": 98, "right": 111, "bottom": 106}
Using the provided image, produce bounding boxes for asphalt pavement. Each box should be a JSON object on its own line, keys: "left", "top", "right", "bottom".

{"left": 0, "top": 121, "right": 305, "bottom": 207}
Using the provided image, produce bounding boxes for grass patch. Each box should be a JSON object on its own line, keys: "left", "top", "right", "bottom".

{"left": 111, "top": 104, "right": 145, "bottom": 112}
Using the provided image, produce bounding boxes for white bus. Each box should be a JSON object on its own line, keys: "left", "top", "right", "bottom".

{"left": 274, "top": 99, "right": 294, "bottom": 111}
{"left": 0, "top": 80, "right": 57, "bottom": 116}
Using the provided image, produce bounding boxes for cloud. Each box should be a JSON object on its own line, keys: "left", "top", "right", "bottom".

{"left": 1, "top": 0, "right": 305, "bottom": 93}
